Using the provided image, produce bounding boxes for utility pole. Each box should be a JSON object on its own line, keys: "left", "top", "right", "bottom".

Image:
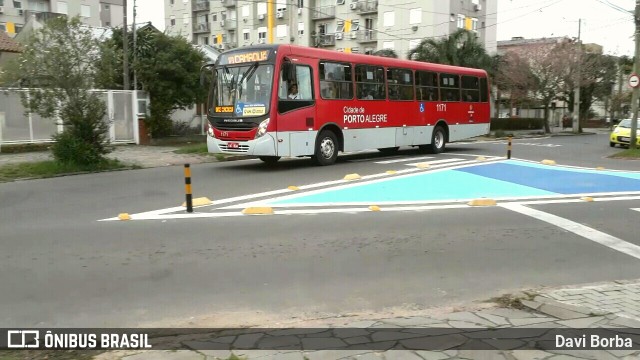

{"left": 573, "top": 18, "right": 581, "bottom": 134}
{"left": 123, "top": 0, "right": 130, "bottom": 90}
{"left": 630, "top": 0, "right": 640, "bottom": 150}
{"left": 133, "top": 0, "right": 137, "bottom": 91}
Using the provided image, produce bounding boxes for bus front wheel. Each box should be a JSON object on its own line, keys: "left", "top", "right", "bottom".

{"left": 428, "top": 126, "right": 446, "bottom": 154}
{"left": 259, "top": 156, "right": 281, "bottom": 164}
{"left": 313, "top": 130, "right": 338, "bottom": 166}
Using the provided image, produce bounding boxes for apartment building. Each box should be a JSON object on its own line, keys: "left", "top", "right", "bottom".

{"left": 0, "top": 0, "right": 124, "bottom": 36}
{"left": 165, "top": 0, "right": 497, "bottom": 59}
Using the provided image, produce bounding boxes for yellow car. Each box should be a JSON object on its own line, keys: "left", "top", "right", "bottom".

{"left": 610, "top": 119, "right": 640, "bottom": 147}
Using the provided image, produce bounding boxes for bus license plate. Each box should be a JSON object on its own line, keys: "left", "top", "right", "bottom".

{"left": 227, "top": 142, "right": 240, "bottom": 149}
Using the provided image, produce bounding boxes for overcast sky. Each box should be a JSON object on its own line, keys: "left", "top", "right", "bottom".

{"left": 128, "top": 0, "right": 635, "bottom": 56}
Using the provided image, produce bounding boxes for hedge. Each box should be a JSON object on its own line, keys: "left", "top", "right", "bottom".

{"left": 490, "top": 118, "right": 545, "bottom": 131}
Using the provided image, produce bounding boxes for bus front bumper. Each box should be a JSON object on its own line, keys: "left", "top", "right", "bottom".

{"left": 207, "top": 133, "right": 277, "bottom": 156}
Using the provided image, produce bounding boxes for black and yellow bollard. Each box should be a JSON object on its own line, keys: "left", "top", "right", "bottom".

{"left": 184, "top": 164, "right": 193, "bottom": 213}
{"left": 507, "top": 136, "right": 512, "bottom": 159}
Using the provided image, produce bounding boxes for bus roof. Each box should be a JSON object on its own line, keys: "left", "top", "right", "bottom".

{"left": 218, "top": 44, "right": 488, "bottom": 77}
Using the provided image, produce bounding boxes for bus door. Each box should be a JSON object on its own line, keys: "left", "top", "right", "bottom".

{"left": 276, "top": 57, "right": 317, "bottom": 157}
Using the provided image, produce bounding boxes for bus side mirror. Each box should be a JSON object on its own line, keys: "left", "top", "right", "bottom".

{"left": 200, "top": 63, "right": 215, "bottom": 86}
{"left": 282, "top": 62, "right": 295, "bottom": 82}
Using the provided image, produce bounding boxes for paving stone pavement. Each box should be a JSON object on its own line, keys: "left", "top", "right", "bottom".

{"left": 0, "top": 145, "right": 227, "bottom": 168}
{"left": 91, "top": 280, "right": 640, "bottom": 360}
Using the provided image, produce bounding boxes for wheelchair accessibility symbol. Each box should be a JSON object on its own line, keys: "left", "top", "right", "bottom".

{"left": 419, "top": 103, "right": 425, "bottom": 113}
{"left": 235, "top": 103, "right": 244, "bottom": 115}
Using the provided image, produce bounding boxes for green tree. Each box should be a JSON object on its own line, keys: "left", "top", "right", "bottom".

{"left": 563, "top": 52, "right": 617, "bottom": 131}
{"left": 371, "top": 49, "right": 398, "bottom": 58}
{"left": 407, "top": 30, "right": 493, "bottom": 73}
{"left": 3, "top": 16, "right": 110, "bottom": 166}
{"left": 97, "top": 27, "right": 206, "bottom": 137}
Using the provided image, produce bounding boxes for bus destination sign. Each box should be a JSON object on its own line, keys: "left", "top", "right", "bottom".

{"left": 220, "top": 50, "right": 271, "bottom": 65}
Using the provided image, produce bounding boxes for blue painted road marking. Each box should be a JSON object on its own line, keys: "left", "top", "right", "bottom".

{"left": 268, "top": 160, "right": 640, "bottom": 206}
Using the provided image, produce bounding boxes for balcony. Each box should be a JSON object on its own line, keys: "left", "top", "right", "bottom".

{"left": 316, "top": 34, "right": 336, "bottom": 47}
{"left": 356, "top": 29, "right": 377, "bottom": 43}
{"left": 224, "top": 42, "right": 237, "bottom": 49}
{"left": 357, "top": 0, "right": 378, "bottom": 14}
{"left": 221, "top": 0, "right": 236, "bottom": 7}
{"left": 23, "top": 10, "right": 66, "bottom": 22}
{"left": 311, "top": 6, "right": 335, "bottom": 20}
{"left": 193, "top": 22, "right": 210, "bottom": 33}
{"left": 223, "top": 19, "right": 236, "bottom": 30}
{"left": 192, "top": 1, "right": 209, "bottom": 11}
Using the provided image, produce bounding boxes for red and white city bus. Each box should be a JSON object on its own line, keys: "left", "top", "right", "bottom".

{"left": 204, "top": 44, "right": 490, "bottom": 165}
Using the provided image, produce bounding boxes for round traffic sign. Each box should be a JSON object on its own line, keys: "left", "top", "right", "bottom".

{"left": 629, "top": 74, "right": 640, "bottom": 88}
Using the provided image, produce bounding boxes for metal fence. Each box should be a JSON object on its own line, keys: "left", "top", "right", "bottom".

{"left": 0, "top": 88, "right": 149, "bottom": 146}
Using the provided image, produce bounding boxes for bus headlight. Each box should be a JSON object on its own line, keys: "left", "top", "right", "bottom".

{"left": 206, "top": 122, "right": 215, "bottom": 138}
{"left": 255, "top": 118, "right": 270, "bottom": 139}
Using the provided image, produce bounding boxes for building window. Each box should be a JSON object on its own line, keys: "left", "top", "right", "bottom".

{"left": 57, "top": 1, "right": 67, "bottom": 14}
{"left": 276, "top": 0, "right": 286, "bottom": 12}
{"left": 81, "top": 5, "right": 90, "bottom": 17}
{"left": 457, "top": 14, "right": 465, "bottom": 28}
{"left": 221, "top": 11, "right": 226, "bottom": 20}
{"left": 409, "top": 39, "right": 420, "bottom": 51}
{"left": 471, "top": 18, "right": 478, "bottom": 32}
{"left": 170, "top": 0, "right": 174, "bottom": 5}
{"left": 243, "top": 29, "right": 250, "bottom": 40}
{"left": 104, "top": 4, "right": 110, "bottom": 10}
{"left": 242, "top": 5, "right": 249, "bottom": 17}
{"left": 298, "top": 22, "right": 304, "bottom": 36}
{"left": 383, "top": 11, "right": 394, "bottom": 27}
{"left": 409, "top": 8, "right": 421, "bottom": 25}
{"left": 212, "top": 13, "right": 217, "bottom": 22}
{"left": 13, "top": 0, "right": 22, "bottom": 9}
{"left": 335, "top": 20, "right": 344, "bottom": 33}
{"left": 0, "top": 23, "right": 6, "bottom": 32}
{"left": 257, "top": 2, "right": 267, "bottom": 15}
{"left": 297, "top": 0, "right": 303, "bottom": 7}
{"left": 170, "top": 16, "right": 176, "bottom": 26}
{"left": 258, "top": 26, "right": 267, "bottom": 42}
{"left": 351, "top": 20, "right": 359, "bottom": 31}
{"left": 276, "top": 24, "right": 288, "bottom": 38}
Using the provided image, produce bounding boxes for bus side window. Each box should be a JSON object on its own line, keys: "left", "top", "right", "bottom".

{"left": 416, "top": 71, "right": 439, "bottom": 101}
{"left": 461, "top": 75, "right": 479, "bottom": 102}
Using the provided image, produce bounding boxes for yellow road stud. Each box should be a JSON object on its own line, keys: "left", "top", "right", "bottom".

{"left": 369, "top": 205, "right": 381, "bottom": 211}
{"left": 242, "top": 207, "right": 275, "bottom": 215}
{"left": 343, "top": 173, "right": 362, "bottom": 180}
{"left": 386, "top": 170, "right": 397, "bottom": 175}
{"left": 287, "top": 186, "right": 300, "bottom": 191}
{"left": 476, "top": 156, "right": 487, "bottom": 161}
{"left": 118, "top": 213, "right": 131, "bottom": 221}
{"left": 182, "top": 197, "right": 212, "bottom": 207}
{"left": 541, "top": 159, "right": 556, "bottom": 165}
{"left": 467, "top": 199, "right": 497, "bottom": 207}
{"left": 416, "top": 163, "right": 430, "bottom": 169}
{"left": 581, "top": 197, "right": 594, "bottom": 202}
{"left": 596, "top": 167, "right": 605, "bottom": 170}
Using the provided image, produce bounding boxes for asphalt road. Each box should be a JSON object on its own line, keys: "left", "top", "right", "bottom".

{"left": 1, "top": 132, "right": 640, "bottom": 327}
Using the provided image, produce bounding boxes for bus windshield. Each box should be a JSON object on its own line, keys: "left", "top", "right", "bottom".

{"left": 211, "top": 63, "right": 274, "bottom": 117}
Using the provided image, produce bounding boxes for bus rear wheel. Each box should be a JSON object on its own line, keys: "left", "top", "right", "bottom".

{"left": 259, "top": 156, "right": 281, "bottom": 164}
{"left": 313, "top": 130, "right": 338, "bottom": 166}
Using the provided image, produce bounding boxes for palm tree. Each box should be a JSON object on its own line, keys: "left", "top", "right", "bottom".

{"left": 407, "top": 29, "right": 493, "bottom": 73}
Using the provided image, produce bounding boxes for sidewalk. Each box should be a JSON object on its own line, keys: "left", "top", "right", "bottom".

{"left": 94, "top": 280, "right": 640, "bottom": 360}
{"left": 0, "top": 145, "right": 226, "bottom": 168}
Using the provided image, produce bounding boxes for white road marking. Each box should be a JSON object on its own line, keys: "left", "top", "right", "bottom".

{"left": 633, "top": 208, "right": 640, "bottom": 213}
{"left": 375, "top": 156, "right": 434, "bottom": 164}
{"left": 501, "top": 203, "right": 640, "bottom": 261}
{"left": 100, "top": 193, "right": 640, "bottom": 221}
{"left": 406, "top": 158, "right": 465, "bottom": 166}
